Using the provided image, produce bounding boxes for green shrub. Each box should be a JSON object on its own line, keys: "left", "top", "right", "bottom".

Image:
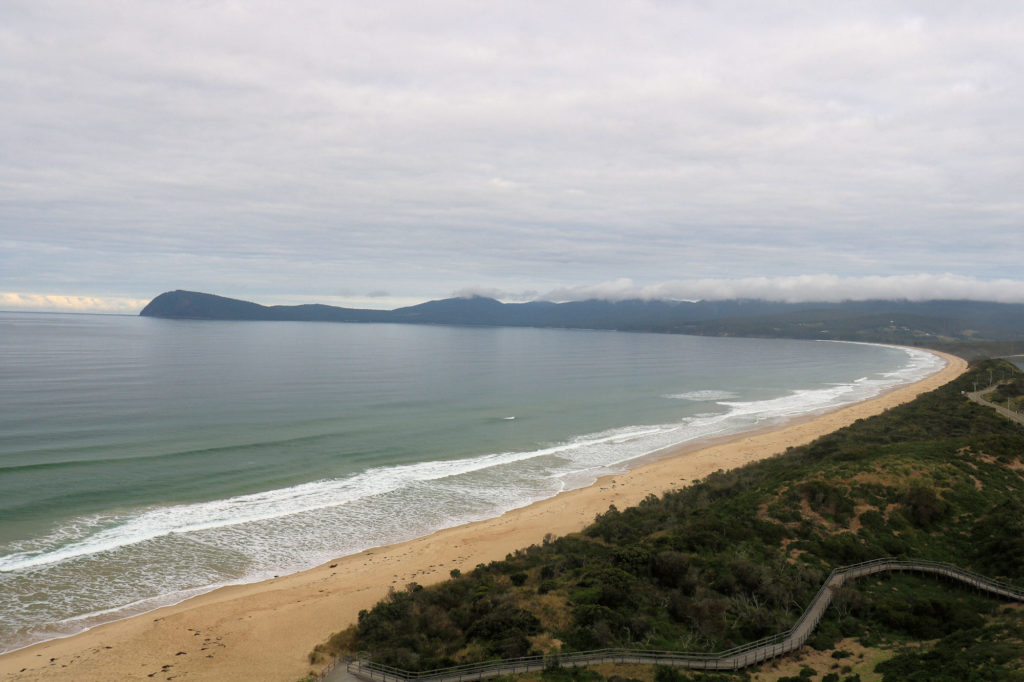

{"left": 322, "top": 360, "right": 1024, "bottom": 673}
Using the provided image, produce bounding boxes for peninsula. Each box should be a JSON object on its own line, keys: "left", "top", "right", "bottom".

{"left": 140, "top": 290, "right": 1024, "bottom": 348}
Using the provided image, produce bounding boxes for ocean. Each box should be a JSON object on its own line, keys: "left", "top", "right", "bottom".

{"left": 0, "top": 312, "right": 944, "bottom": 653}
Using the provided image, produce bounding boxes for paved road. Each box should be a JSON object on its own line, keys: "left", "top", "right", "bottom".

{"left": 966, "top": 384, "right": 1024, "bottom": 426}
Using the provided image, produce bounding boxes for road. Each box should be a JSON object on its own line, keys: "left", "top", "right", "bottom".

{"left": 966, "top": 384, "right": 1024, "bottom": 427}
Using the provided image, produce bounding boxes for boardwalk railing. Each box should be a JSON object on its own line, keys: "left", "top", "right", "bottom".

{"left": 347, "top": 558, "right": 1024, "bottom": 682}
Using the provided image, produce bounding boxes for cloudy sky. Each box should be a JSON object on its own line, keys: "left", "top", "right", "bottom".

{"left": 2, "top": 1, "right": 1023, "bottom": 313}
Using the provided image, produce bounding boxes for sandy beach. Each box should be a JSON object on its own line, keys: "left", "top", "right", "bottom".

{"left": 0, "top": 350, "right": 967, "bottom": 682}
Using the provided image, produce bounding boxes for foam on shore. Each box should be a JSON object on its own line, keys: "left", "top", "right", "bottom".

{"left": 0, "top": 350, "right": 965, "bottom": 681}
{"left": 0, "top": 345, "right": 945, "bottom": 655}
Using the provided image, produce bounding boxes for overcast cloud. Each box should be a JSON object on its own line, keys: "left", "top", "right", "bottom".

{"left": 2, "top": 1, "right": 1023, "bottom": 313}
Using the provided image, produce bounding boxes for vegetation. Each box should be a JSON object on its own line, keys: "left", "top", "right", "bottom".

{"left": 985, "top": 376, "right": 1024, "bottom": 412}
{"left": 143, "top": 290, "right": 1024, "bottom": 346}
{"left": 311, "top": 359, "right": 1024, "bottom": 678}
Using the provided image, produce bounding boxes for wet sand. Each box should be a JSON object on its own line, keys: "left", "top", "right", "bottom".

{"left": 0, "top": 350, "right": 967, "bottom": 681}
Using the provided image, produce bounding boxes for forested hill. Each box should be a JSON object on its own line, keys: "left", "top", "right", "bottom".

{"left": 140, "top": 290, "right": 1024, "bottom": 345}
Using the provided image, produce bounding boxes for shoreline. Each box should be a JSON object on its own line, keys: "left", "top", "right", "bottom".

{"left": 0, "top": 350, "right": 967, "bottom": 681}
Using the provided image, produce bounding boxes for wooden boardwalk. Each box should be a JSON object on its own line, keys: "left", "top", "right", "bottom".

{"left": 344, "top": 558, "right": 1024, "bottom": 682}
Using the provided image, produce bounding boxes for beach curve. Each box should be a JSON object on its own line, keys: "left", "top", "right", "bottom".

{"left": 0, "top": 349, "right": 968, "bottom": 682}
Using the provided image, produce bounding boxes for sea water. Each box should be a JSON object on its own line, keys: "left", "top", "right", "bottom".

{"left": 0, "top": 312, "right": 944, "bottom": 652}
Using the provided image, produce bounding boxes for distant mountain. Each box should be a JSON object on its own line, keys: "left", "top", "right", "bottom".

{"left": 139, "top": 291, "right": 814, "bottom": 330}
{"left": 140, "top": 290, "right": 391, "bottom": 323}
{"left": 139, "top": 290, "right": 1024, "bottom": 345}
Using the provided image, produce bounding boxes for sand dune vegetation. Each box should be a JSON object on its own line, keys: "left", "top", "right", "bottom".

{"left": 316, "top": 359, "right": 1024, "bottom": 681}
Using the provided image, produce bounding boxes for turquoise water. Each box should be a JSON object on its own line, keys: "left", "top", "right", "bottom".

{"left": 0, "top": 312, "right": 944, "bottom": 652}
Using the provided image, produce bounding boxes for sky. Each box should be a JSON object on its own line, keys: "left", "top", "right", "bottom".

{"left": 2, "top": 1, "right": 1023, "bottom": 314}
